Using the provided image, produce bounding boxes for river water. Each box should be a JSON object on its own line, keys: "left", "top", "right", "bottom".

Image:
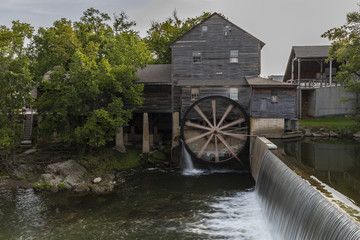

{"left": 1, "top": 139, "right": 359, "bottom": 239}
{"left": 0, "top": 170, "right": 272, "bottom": 240}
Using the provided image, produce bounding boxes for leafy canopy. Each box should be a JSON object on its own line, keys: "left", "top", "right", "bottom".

{"left": 32, "top": 8, "right": 151, "bottom": 149}
{"left": 145, "top": 10, "right": 213, "bottom": 64}
{"left": 0, "top": 21, "right": 34, "bottom": 164}
{"left": 322, "top": 4, "right": 360, "bottom": 93}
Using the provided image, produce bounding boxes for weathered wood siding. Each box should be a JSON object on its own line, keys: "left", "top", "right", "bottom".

{"left": 251, "top": 88, "right": 296, "bottom": 119}
{"left": 171, "top": 14, "right": 261, "bottom": 85}
{"left": 135, "top": 85, "right": 172, "bottom": 113}
{"left": 180, "top": 87, "right": 251, "bottom": 118}
{"left": 173, "top": 86, "right": 182, "bottom": 112}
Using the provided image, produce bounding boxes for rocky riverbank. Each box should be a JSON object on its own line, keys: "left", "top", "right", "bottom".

{"left": 301, "top": 126, "right": 360, "bottom": 139}
{"left": 1, "top": 146, "right": 170, "bottom": 194}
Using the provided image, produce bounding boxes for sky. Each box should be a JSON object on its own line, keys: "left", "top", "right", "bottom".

{"left": 1, "top": 0, "right": 359, "bottom": 77}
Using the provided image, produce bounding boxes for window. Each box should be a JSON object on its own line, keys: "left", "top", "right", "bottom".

{"left": 191, "top": 88, "right": 200, "bottom": 101}
{"left": 230, "top": 88, "right": 238, "bottom": 100}
{"left": 271, "top": 90, "right": 278, "bottom": 103}
{"left": 230, "top": 50, "right": 238, "bottom": 63}
{"left": 201, "top": 25, "right": 208, "bottom": 32}
{"left": 224, "top": 26, "right": 231, "bottom": 36}
{"left": 193, "top": 51, "right": 201, "bottom": 63}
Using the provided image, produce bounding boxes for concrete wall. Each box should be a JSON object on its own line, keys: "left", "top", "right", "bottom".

{"left": 249, "top": 136, "right": 277, "bottom": 182}
{"left": 305, "top": 86, "right": 356, "bottom": 118}
{"left": 250, "top": 118, "right": 284, "bottom": 138}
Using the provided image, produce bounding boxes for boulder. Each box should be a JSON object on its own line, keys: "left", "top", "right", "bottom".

{"left": 303, "top": 129, "right": 312, "bottom": 137}
{"left": 354, "top": 132, "right": 360, "bottom": 138}
{"left": 12, "top": 164, "right": 40, "bottom": 180}
{"left": 35, "top": 160, "right": 90, "bottom": 192}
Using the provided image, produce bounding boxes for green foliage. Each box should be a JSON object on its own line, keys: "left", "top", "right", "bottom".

{"left": 322, "top": 4, "right": 360, "bottom": 99}
{"left": 145, "top": 10, "right": 214, "bottom": 64}
{"left": 32, "top": 8, "right": 151, "bottom": 149}
{"left": 80, "top": 147, "right": 141, "bottom": 176}
{"left": 0, "top": 21, "right": 34, "bottom": 166}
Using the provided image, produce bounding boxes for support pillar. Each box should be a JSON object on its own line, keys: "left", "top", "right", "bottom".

{"left": 115, "top": 127, "right": 126, "bottom": 153}
{"left": 172, "top": 112, "right": 180, "bottom": 148}
{"left": 142, "top": 112, "right": 150, "bottom": 153}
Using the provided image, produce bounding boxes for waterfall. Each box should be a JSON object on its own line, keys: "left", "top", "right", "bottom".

{"left": 256, "top": 150, "right": 360, "bottom": 240}
{"left": 182, "top": 140, "right": 194, "bottom": 170}
{"left": 180, "top": 139, "right": 204, "bottom": 175}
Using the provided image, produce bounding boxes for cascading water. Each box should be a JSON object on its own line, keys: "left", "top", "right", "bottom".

{"left": 181, "top": 139, "right": 194, "bottom": 170}
{"left": 180, "top": 139, "right": 204, "bottom": 175}
{"left": 256, "top": 150, "right": 360, "bottom": 240}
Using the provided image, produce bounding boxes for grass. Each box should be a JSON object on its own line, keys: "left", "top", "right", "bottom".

{"left": 300, "top": 116, "right": 360, "bottom": 133}
{"left": 79, "top": 147, "right": 142, "bottom": 176}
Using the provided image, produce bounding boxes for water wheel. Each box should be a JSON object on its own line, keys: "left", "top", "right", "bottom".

{"left": 181, "top": 96, "right": 250, "bottom": 164}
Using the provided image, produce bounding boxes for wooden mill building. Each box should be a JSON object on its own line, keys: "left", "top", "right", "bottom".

{"left": 116, "top": 13, "right": 298, "bottom": 157}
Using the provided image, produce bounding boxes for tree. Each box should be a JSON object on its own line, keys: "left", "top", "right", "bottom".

{"left": 32, "top": 8, "right": 151, "bottom": 150}
{"left": 0, "top": 21, "right": 34, "bottom": 167}
{"left": 145, "top": 10, "right": 213, "bottom": 64}
{"left": 322, "top": 4, "right": 360, "bottom": 95}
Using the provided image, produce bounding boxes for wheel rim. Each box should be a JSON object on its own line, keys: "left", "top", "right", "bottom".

{"left": 181, "top": 96, "right": 250, "bottom": 163}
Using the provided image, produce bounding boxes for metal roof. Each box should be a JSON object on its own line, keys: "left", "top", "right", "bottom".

{"left": 293, "top": 45, "right": 330, "bottom": 59}
{"left": 176, "top": 78, "right": 247, "bottom": 87}
{"left": 136, "top": 64, "right": 171, "bottom": 84}
{"left": 246, "top": 76, "right": 296, "bottom": 87}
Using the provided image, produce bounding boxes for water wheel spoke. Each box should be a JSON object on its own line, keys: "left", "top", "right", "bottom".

{"left": 216, "top": 104, "right": 234, "bottom": 128}
{"left": 194, "top": 105, "right": 214, "bottom": 128}
{"left": 216, "top": 134, "right": 244, "bottom": 166}
{"left": 185, "top": 121, "right": 212, "bottom": 131}
{"left": 185, "top": 131, "right": 212, "bottom": 144}
{"left": 219, "top": 131, "right": 247, "bottom": 140}
{"left": 219, "top": 118, "right": 245, "bottom": 130}
{"left": 214, "top": 135, "right": 219, "bottom": 162}
{"left": 197, "top": 134, "right": 214, "bottom": 158}
{"left": 212, "top": 100, "right": 216, "bottom": 127}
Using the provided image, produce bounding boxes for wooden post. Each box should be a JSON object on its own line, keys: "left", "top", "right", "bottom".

{"left": 142, "top": 112, "right": 150, "bottom": 153}
{"left": 172, "top": 112, "right": 180, "bottom": 148}
{"left": 115, "top": 127, "right": 126, "bottom": 153}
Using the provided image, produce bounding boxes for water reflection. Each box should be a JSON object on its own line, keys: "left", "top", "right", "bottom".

{"left": 278, "top": 139, "right": 360, "bottom": 207}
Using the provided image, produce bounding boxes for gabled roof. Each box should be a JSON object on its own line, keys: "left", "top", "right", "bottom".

{"left": 293, "top": 45, "right": 330, "bottom": 59}
{"left": 169, "top": 12, "right": 265, "bottom": 48}
{"left": 136, "top": 64, "right": 171, "bottom": 85}
{"left": 283, "top": 45, "right": 331, "bottom": 81}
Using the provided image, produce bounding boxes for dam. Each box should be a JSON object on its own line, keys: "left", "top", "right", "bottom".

{"left": 251, "top": 137, "right": 360, "bottom": 239}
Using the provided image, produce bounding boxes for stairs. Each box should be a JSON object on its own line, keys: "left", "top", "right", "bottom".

{"left": 21, "top": 113, "right": 33, "bottom": 147}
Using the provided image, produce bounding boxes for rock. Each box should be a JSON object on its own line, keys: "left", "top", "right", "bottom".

{"left": 329, "top": 131, "right": 339, "bottom": 138}
{"left": 304, "top": 129, "right": 312, "bottom": 137}
{"left": 353, "top": 132, "right": 360, "bottom": 138}
{"left": 312, "top": 132, "right": 329, "bottom": 137}
{"left": 93, "top": 177, "right": 102, "bottom": 183}
{"left": 12, "top": 164, "right": 40, "bottom": 180}
{"left": 34, "top": 160, "right": 91, "bottom": 192}
{"left": 73, "top": 183, "right": 90, "bottom": 193}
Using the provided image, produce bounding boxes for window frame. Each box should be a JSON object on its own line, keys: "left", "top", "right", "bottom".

{"left": 230, "top": 50, "right": 239, "bottom": 63}
{"left": 229, "top": 88, "right": 239, "bottom": 100}
{"left": 191, "top": 88, "right": 200, "bottom": 101}
{"left": 192, "top": 51, "right": 201, "bottom": 63}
